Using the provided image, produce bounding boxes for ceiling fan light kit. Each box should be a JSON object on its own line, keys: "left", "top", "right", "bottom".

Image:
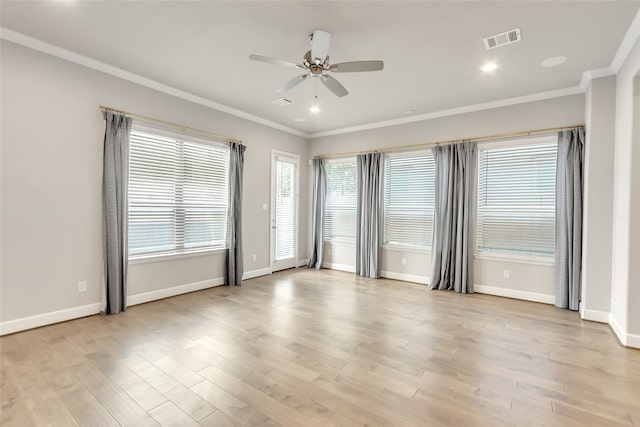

{"left": 250, "top": 30, "right": 384, "bottom": 98}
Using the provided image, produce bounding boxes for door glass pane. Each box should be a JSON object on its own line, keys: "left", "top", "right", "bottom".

{"left": 275, "top": 159, "right": 297, "bottom": 261}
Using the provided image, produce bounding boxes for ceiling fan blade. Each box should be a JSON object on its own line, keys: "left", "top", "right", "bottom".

{"left": 276, "top": 74, "right": 309, "bottom": 92}
{"left": 249, "top": 54, "right": 304, "bottom": 69}
{"left": 321, "top": 75, "right": 348, "bottom": 97}
{"left": 330, "top": 60, "right": 384, "bottom": 73}
{"left": 311, "top": 30, "right": 331, "bottom": 64}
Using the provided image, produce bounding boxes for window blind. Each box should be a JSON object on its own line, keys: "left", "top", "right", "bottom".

{"left": 477, "top": 138, "right": 557, "bottom": 258}
{"left": 274, "top": 158, "right": 297, "bottom": 260}
{"left": 128, "top": 129, "right": 229, "bottom": 257}
{"left": 384, "top": 151, "right": 435, "bottom": 247}
{"left": 324, "top": 160, "right": 357, "bottom": 243}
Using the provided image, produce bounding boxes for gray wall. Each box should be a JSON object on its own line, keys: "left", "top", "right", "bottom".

{"left": 311, "top": 94, "right": 585, "bottom": 302}
{"left": 0, "top": 40, "right": 309, "bottom": 324}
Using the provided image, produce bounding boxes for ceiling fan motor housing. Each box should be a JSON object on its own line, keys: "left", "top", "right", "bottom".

{"left": 304, "top": 50, "right": 328, "bottom": 74}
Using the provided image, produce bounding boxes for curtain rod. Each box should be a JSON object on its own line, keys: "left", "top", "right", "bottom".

{"left": 313, "top": 124, "right": 584, "bottom": 159}
{"left": 99, "top": 105, "right": 243, "bottom": 144}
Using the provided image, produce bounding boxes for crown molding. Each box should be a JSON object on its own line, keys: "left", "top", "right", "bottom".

{"left": 610, "top": 8, "right": 640, "bottom": 73}
{"left": 579, "top": 67, "right": 616, "bottom": 92}
{"left": 0, "top": 27, "right": 310, "bottom": 139}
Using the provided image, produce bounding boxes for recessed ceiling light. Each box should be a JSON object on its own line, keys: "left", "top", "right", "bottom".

{"left": 481, "top": 63, "right": 498, "bottom": 72}
{"left": 293, "top": 118, "right": 305, "bottom": 122}
{"left": 309, "top": 105, "right": 320, "bottom": 114}
{"left": 540, "top": 56, "right": 567, "bottom": 68}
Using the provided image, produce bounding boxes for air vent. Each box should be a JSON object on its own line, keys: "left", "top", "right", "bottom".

{"left": 272, "top": 98, "right": 294, "bottom": 107}
{"left": 484, "top": 28, "right": 521, "bottom": 50}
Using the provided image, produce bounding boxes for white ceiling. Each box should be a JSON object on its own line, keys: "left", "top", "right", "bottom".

{"left": 1, "top": 1, "right": 638, "bottom": 136}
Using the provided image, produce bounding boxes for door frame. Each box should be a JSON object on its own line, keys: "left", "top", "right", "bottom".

{"left": 270, "top": 150, "right": 300, "bottom": 273}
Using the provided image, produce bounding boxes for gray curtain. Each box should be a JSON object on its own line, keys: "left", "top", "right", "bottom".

{"left": 356, "top": 152, "right": 384, "bottom": 278}
{"left": 225, "top": 142, "right": 246, "bottom": 286}
{"left": 430, "top": 142, "right": 477, "bottom": 293}
{"left": 308, "top": 158, "right": 326, "bottom": 269}
{"left": 102, "top": 111, "right": 132, "bottom": 314}
{"left": 555, "top": 128, "right": 585, "bottom": 310}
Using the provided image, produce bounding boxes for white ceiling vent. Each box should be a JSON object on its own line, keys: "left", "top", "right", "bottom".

{"left": 272, "top": 98, "right": 294, "bottom": 107}
{"left": 484, "top": 28, "right": 521, "bottom": 50}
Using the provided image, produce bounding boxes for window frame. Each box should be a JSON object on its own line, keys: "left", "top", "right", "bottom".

{"left": 475, "top": 135, "right": 558, "bottom": 264}
{"left": 128, "top": 123, "right": 230, "bottom": 261}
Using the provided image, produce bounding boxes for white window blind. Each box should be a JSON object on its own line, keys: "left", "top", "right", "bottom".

{"left": 128, "top": 129, "right": 229, "bottom": 257}
{"left": 324, "top": 160, "right": 357, "bottom": 243}
{"left": 384, "top": 151, "right": 435, "bottom": 247}
{"left": 477, "top": 137, "right": 557, "bottom": 258}
{"left": 274, "top": 158, "right": 297, "bottom": 260}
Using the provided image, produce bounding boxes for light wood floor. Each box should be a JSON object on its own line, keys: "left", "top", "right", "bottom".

{"left": 1, "top": 268, "right": 639, "bottom": 426}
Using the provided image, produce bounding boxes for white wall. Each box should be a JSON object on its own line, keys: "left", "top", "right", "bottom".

{"left": 610, "top": 35, "right": 640, "bottom": 347}
{"left": 311, "top": 94, "right": 585, "bottom": 303}
{"left": 581, "top": 75, "right": 616, "bottom": 322}
{"left": 0, "top": 41, "right": 309, "bottom": 331}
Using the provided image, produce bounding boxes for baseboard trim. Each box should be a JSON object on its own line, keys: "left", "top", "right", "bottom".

{"left": 298, "top": 259, "right": 310, "bottom": 267}
{"left": 0, "top": 303, "right": 101, "bottom": 336}
{"left": 381, "top": 271, "right": 429, "bottom": 285}
{"left": 609, "top": 314, "right": 627, "bottom": 346}
{"left": 474, "top": 284, "right": 555, "bottom": 305}
{"left": 606, "top": 314, "right": 640, "bottom": 349}
{"left": 626, "top": 332, "right": 640, "bottom": 349}
{"left": 581, "top": 308, "right": 610, "bottom": 323}
{"left": 322, "top": 262, "right": 356, "bottom": 273}
{"left": 128, "top": 278, "right": 224, "bottom": 306}
{"left": 243, "top": 268, "right": 271, "bottom": 280}
{"left": 1, "top": 277, "right": 227, "bottom": 336}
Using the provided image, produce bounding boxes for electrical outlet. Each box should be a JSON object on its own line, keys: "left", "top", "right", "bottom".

{"left": 78, "top": 280, "right": 87, "bottom": 292}
{"left": 401, "top": 257, "right": 407, "bottom": 266}
{"left": 503, "top": 270, "right": 510, "bottom": 279}
{"left": 252, "top": 254, "right": 257, "bottom": 262}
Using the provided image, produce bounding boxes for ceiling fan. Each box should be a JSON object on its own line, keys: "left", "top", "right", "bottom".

{"left": 249, "top": 30, "right": 384, "bottom": 98}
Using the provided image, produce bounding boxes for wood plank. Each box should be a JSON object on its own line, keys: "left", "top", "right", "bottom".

{"left": 151, "top": 355, "right": 205, "bottom": 388}
{"left": 58, "top": 388, "right": 120, "bottom": 427}
{"left": 198, "top": 410, "right": 240, "bottom": 427}
{"left": 190, "top": 379, "right": 255, "bottom": 424}
{"left": 148, "top": 401, "right": 201, "bottom": 427}
{"left": 130, "top": 357, "right": 217, "bottom": 421}
{"left": 93, "top": 386, "right": 160, "bottom": 426}
{"left": 86, "top": 351, "right": 168, "bottom": 411}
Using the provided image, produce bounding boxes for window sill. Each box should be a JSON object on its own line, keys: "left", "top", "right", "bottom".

{"left": 474, "top": 253, "right": 554, "bottom": 267}
{"left": 383, "top": 244, "right": 431, "bottom": 254}
{"left": 129, "top": 248, "right": 226, "bottom": 265}
{"left": 323, "top": 240, "right": 356, "bottom": 246}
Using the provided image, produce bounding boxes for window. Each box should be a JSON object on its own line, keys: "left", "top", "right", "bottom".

{"left": 384, "top": 151, "right": 435, "bottom": 247}
{"left": 324, "top": 159, "right": 357, "bottom": 243}
{"left": 128, "top": 128, "right": 229, "bottom": 257}
{"left": 477, "top": 136, "right": 557, "bottom": 259}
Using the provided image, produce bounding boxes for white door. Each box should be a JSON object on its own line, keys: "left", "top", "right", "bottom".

{"left": 271, "top": 151, "right": 299, "bottom": 272}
